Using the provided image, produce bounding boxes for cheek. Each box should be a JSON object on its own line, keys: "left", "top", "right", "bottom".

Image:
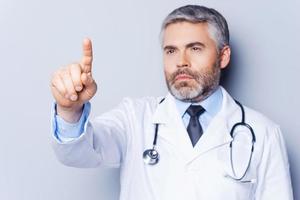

{"left": 163, "top": 54, "right": 177, "bottom": 67}
{"left": 190, "top": 55, "right": 210, "bottom": 68}
{"left": 163, "top": 58, "right": 176, "bottom": 75}
{"left": 189, "top": 50, "right": 218, "bottom": 68}
{"left": 163, "top": 68, "right": 172, "bottom": 82}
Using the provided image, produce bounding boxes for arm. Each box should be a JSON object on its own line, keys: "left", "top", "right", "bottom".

{"left": 51, "top": 100, "right": 128, "bottom": 168}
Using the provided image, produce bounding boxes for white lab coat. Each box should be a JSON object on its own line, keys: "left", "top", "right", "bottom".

{"left": 52, "top": 87, "right": 293, "bottom": 200}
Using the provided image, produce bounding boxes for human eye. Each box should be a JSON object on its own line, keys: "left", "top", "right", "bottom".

{"left": 165, "top": 48, "right": 176, "bottom": 55}
{"left": 191, "top": 46, "right": 202, "bottom": 51}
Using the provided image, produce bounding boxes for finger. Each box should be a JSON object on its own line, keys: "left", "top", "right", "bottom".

{"left": 61, "top": 70, "right": 78, "bottom": 101}
{"left": 51, "top": 87, "right": 74, "bottom": 109}
{"left": 69, "top": 64, "right": 83, "bottom": 92}
{"left": 81, "top": 38, "right": 93, "bottom": 73}
{"left": 51, "top": 73, "right": 67, "bottom": 98}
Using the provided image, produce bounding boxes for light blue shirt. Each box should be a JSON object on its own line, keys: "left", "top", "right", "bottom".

{"left": 53, "top": 87, "right": 223, "bottom": 141}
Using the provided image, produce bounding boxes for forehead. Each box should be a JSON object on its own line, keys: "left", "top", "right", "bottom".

{"left": 162, "top": 21, "right": 215, "bottom": 47}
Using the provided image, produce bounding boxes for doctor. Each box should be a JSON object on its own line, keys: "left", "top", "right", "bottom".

{"left": 50, "top": 5, "right": 293, "bottom": 200}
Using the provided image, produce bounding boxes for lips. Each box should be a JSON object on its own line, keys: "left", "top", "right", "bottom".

{"left": 175, "top": 74, "right": 194, "bottom": 81}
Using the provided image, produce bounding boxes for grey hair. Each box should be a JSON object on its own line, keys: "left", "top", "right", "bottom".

{"left": 161, "top": 5, "right": 230, "bottom": 52}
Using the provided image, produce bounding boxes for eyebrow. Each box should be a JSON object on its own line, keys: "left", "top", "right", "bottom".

{"left": 163, "top": 42, "right": 206, "bottom": 51}
{"left": 185, "top": 42, "right": 206, "bottom": 48}
{"left": 163, "top": 45, "right": 177, "bottom": 51}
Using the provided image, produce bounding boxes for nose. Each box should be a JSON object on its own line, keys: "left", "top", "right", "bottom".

{"left": 177, "top": 50, "right": 190, "bottom": 68}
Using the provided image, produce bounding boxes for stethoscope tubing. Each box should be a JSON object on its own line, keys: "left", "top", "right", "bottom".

{"left": 143, "top": 99, "right": 256, "bottom": 181}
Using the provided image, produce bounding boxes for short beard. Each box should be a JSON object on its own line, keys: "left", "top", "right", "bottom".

{"left": 165, "top": 62, "right": 221, "bottom": 102}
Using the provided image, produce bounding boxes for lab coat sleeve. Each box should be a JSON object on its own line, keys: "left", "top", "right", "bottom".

{"left": 51, "top": 98, "right": 130, "bottom": 168}
{"left": 255, "top": 126, "right": 294, "bottom": 200}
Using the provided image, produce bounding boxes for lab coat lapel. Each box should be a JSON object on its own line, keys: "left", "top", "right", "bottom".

{"left": 152, "top": 93, "right": 194, "bottom": 156}
{"left": 187, "top": 87, "right": 241, "bottom": 162}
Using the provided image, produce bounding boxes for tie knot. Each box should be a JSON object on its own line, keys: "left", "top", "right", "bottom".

{"left": 186, "top": 105, "right": 205, "bottom": 117}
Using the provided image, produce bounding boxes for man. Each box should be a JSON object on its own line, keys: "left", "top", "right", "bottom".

{"left": 50, "top": 5, "right": 293, "bottom": 200}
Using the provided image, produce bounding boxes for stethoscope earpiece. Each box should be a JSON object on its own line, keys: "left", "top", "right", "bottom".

{"left": 143, "top": 148, "right": 159, "bottom": 165}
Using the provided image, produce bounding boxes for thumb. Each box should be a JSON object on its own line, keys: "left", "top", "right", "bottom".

{"left": 81, "top": 72, "right": 95, "bottom": 86}
{"left": 79, "top": 72, "right": 97, "bottom": 100}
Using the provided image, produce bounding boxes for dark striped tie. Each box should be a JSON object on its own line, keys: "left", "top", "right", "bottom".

{"left": 186, "top": 105, "right": 205, "bottom": 147}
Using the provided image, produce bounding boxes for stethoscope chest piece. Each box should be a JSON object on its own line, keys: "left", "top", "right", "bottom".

{"left": 143, "top": 148, "right": 159, "bottom": 165}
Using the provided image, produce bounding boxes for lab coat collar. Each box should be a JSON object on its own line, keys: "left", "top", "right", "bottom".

{"left": 151, "top": 93, "right": 176, "bottom": 124}
{"left": 151, "top": 87, "right": 240, "bottom": 161}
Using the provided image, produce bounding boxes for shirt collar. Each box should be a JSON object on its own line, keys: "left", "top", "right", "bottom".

{"left": 173, "top": 86, "right": 223, "bottom": 118}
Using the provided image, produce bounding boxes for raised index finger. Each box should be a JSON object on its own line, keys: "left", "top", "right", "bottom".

{"left": 81, "top": 38, "right": 93, "bottom": 73}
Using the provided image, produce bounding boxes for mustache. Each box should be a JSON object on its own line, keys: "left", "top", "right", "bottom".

{"left": 170, "top": 68, "right": 199, "bottom": 82}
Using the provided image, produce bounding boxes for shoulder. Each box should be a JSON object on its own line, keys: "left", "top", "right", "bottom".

{"left": 221, "top": 87, "right": 279, "bottom": 130}
{"left": 241, "top": 105, "right": 285, "bottom": 150}
{"left": 222, "top": 87, "right": 282, "bottom": 145}
{"left": 94, "top": 96, "right": 162, "bottom": 126}
{"left": 243, "top": 105, "right": 279, "bottom": 129}
{"left": 118, "top": 96, "right": 163, "bottom": 114}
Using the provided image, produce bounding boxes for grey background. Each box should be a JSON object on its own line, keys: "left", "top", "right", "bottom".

{"left": 0, "top": 0, "right": 299, "bottom": 199}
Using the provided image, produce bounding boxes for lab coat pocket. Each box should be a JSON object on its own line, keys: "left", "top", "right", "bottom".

{"left": 216, "top": 145, "right": 257, "bottom": 199}
{"left": 223, "top": 176, "right": 257, "bottom": 199}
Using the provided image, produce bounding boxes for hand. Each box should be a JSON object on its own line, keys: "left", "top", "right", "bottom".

{"left": 50, "top": 38, "right": 97, "bottom": 122}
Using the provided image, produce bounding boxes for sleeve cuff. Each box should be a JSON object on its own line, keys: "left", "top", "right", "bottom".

{"left": 51, "top": 102, "right": 91, "bottom": 142}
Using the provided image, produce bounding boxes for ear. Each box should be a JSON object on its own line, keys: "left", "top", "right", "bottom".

{"left": 219, "top": 45, "right": 231, "bottom": 69}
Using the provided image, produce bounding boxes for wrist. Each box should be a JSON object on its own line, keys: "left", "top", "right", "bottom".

{"left": 56, "top": 103, "right": 84, "bottom": 123}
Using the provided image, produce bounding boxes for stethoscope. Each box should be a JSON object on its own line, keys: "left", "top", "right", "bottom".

{"left": 143, "top": 99, "right": 256, "bottom": 180}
